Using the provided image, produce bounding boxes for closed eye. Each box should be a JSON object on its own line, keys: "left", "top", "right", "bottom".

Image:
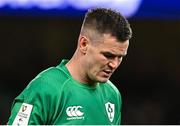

{"left": 101, "top": 52, "right": 125, "bottom": 61}
{"left": 102, "top": 52, "right": 116, "bottom": 59}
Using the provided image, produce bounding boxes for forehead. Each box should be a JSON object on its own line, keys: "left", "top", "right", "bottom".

{"left": 97, "top": 34, "right": 129, "bottom": 55}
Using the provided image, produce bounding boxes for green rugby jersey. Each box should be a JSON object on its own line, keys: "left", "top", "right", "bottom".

{"left": 8, "top": 59, "right": 122, "bottom": 125}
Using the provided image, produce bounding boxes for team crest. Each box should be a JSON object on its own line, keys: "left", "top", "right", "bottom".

{"left": 105, "top": 102, "right": 115, "bottom": 122}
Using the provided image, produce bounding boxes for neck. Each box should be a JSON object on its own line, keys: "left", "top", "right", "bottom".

{"left": 66, "top": 55, "right": 84, "bottom": 82}
{"left": 66, "top": 55, "right": 97, "bottom": 86}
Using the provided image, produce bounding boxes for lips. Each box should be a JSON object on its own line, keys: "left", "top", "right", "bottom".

{"left": 103, "top": 70, "right": 112, "bottom": 76}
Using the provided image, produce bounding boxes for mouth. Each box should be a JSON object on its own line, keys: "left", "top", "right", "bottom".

{"left": 102, "top": 70, "right": 112, "bottom": 77}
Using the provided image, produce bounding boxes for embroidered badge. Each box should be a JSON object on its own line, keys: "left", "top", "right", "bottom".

{"left": 105, "top": 102, "right": 115, "bottom": 122}
{"left": 12, "top": 103, "right": 33, "bottom": 126}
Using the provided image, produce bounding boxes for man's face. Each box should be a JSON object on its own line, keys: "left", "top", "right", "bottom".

{"left": 84, "top": 34, "right": 129, "bottom": 83}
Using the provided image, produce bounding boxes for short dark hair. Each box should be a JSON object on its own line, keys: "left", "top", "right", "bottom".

{"left": 82, "top": 8, "right": 132, "bottom": 42}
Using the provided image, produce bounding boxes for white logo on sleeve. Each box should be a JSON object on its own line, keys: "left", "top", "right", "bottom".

{"left": 66, "top": 106, "right": 84, "bottom": 120}
{"left": 105, "top": 102, "right": 115, "bottom": 122}
{"left": 12, "top": 103, "right": 33, "bottom": 126}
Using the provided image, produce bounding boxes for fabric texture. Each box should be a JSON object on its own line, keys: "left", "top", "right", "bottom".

{"left": 8, "top": 59, "right": 122, "bottom": 125}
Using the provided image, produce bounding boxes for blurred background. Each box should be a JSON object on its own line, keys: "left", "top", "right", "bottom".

{"left": 0, "top": 0, "right": 180, "bottom": 124}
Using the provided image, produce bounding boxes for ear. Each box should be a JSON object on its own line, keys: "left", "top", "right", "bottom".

{"left": 78, "top": 35, "right": 89, "bottom": 54}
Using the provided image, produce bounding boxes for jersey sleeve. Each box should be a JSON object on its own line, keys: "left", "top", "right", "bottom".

{"left": 107, "top": 80, "right": 122, "bottom": 125}
{"left": 7, "top": 76, "right": 57, "bottom": 125}
{"left": 115, "top": 94, "right": 122, "bottom": 125}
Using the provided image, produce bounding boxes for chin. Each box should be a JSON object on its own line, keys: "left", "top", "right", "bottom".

{"left": 91, "top": 75, "right": 110, "bottom": 83}
{"left": 97, "top": 78, "right": 109, "bottom": 83}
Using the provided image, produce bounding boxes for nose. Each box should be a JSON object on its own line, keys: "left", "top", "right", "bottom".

{"left": 108, "top": 58, "right": 121, "bottom": 69}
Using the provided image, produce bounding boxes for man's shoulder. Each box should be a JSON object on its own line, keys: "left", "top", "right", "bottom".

{"left": 41, "top": 64, "right": 70, "bottom": 79}
{"left": 101, "top": 80, "right": 120, "bottom": 95}
{"left": 39, "top": 65, "right": 66, "bottom": 76}
{"left": 26, "top": 66, "right": 70, "bottom": 93}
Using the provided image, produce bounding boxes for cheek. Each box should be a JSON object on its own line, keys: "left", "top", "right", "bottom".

{"left": 86, "top": 48, "right": 107, "bottom": 69}
{"left": 94, "top": 54, "right": 106, "bottom": 64}
{"left": 87, "top": 55, "right": 104, "bottom": 72}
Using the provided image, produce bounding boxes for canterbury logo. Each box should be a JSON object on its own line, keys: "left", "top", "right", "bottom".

{"left": 66, "top": 106, "right": 84, "bottom": 117}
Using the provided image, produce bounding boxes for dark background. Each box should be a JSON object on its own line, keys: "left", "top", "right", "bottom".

{"left": 0, "top": 0, "right": 180, "bottom": 124}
